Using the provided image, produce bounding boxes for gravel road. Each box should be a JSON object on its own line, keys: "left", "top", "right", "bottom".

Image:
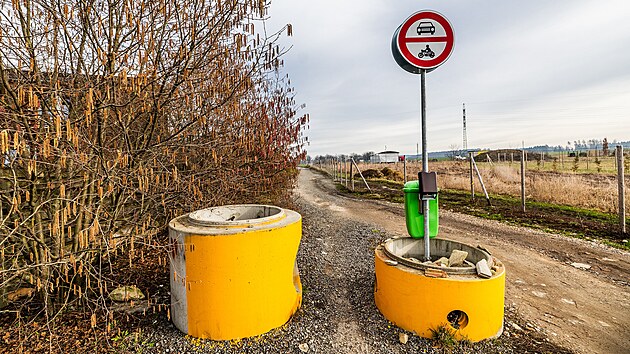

{"left": 135, "top": 168, "right": 616, "bottom": 353}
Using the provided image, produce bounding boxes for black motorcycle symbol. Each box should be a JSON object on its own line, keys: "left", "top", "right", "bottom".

{"left": 418, "top": 45, "right": 435, "bottom": 59}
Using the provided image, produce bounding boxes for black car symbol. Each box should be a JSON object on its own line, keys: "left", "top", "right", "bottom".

{"left": 417, "top": 21, "right": 435, "bottom": 35}
{"left": 418, "top": 45, "right": 435, "bottom": 59}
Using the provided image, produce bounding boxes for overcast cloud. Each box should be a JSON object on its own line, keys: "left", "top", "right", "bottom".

{"left": 266, "top": 0, "right": 630, "bottom": 157}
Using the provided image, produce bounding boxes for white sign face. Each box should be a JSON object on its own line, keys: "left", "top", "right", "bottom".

{"left": 393, "top": 10, "right": 454, "bottom": 72}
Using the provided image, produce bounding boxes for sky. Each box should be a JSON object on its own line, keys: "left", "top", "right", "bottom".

{"left": 265, "top": 0, "right": 630, "bottom": 157}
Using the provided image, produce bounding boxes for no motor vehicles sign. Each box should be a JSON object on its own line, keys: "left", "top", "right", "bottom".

{"left": 392, "top": 10, "right": 454, "bottom": 73}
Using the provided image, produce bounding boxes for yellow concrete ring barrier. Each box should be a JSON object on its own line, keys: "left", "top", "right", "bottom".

{"left": 168, "top": 205, "right": 302, "bottom": 340}
{"left": 374, "top": 238, "right": 505, "bottom": 342}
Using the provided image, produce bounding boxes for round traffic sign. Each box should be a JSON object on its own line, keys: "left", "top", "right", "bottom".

{"left": 392, "top": 10, "right": 454, "bottom": 74}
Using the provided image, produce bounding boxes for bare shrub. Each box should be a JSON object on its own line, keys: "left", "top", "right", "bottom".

{"left": 381, "top": 167, "right": 403, "bottom": 181}
{"left": 360, "top": 169, "right": 383, "bottom": 179}
{"left": 0, "top": 0, "right": 306, "bottom": 323}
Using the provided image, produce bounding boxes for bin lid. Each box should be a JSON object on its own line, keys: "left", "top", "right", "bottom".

{"left": 403, "top": 180, "right": 419, "bottom": 193}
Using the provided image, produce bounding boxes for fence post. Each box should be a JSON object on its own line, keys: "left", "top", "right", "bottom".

{"left": 342, "top": 158, "right": 346, "bottom": 185}
{"left": 617, "top": 146, "right": 626, "bottom": 235}
{"left": 339, "top": 159, "right": 342, "bottom": 183}
{"left": 340, "top": 158, "right": 343, "bottom": 184}
{"left": 346, "top": 159, "right": 349, "bottom": 187}
{"left": 525, "top": 151, "right": 528, "bottom": 169}
{"left": 403, "top": 158, "right": 407, "bottom": 184}
{"left": 331, "top": 159, "right": 333, "bottom": 178}
{"left": 350, "top": 160, "right": 354, "bottom": 191}
{"left": 521, "top": 149, "right": 526, "bottom": 212}
{"left": 345, "top": 159, "right": 349, "bottom": 187}
{"left": 332, "top": 159, "right": 335, "bottom": 180}
{"left": 469, "top": 152, "right": 475, "bottom": 200}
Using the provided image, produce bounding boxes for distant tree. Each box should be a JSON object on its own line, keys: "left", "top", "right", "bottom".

{"left": 602, "top": 138, "right": 609, "bottom": 156}
{"left": 594, "top": 157, "right": 602, "bottom": 173}
{"left": 572, "top": 154, "right": 580, "bottom": 172}
{"left": 361, "top": 151, "right": 374, "bottom": 162}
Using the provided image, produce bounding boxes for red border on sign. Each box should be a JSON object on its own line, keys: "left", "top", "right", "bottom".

{"left": 396, "top": 11, "right": 454, "bottom": 70}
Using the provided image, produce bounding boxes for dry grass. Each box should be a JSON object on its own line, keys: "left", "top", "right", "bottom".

{"left": 338, "top": 161, "right": 630, "bottom": 213}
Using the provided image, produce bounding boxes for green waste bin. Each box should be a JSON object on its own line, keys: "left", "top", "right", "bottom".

{"left": 403, "top": 180, "right": 438, "bottom": 238}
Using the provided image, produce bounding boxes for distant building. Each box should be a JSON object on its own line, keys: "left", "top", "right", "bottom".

{"left": 370, "top": 150, "right": 399, "bottom": 163}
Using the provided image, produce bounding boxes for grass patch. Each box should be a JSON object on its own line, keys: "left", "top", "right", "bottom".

{"left": 439, "top": 189, "right": 629, "bottom": 250}
{"left": 429, "top": 323, "right": 470, "bottom": 349}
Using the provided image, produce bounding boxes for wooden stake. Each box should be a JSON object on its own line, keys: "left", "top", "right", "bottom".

{"left": 345, "top": 159, "right": 349, "bottom": 187}
{"left": 469, "top": 152, "right": 475, "bottom": 200}
{"left": 350, "top": 160, "right": 354, "bottom": 191}
{"left": 403, "top": 158, "right": 407, "bottom": 184}
{"left": 521, "top": 149, "right": 526, "bottom": 212}
{"left": 617, "top": 146, "right": 626, "bottom": 235}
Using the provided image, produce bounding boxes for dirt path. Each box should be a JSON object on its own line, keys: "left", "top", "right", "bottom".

{"left": 296, "top": 168, "right": 630, "bottom": 354}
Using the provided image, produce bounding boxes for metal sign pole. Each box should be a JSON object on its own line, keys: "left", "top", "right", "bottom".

{"left": 420, "top": 69, "right": 430, "bottom": 261}
{"left": 394, "top": 10, "right": 454, "bottom": 261}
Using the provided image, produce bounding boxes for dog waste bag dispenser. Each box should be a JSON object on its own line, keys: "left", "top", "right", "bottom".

{"left": 403, "top": 172, "right": 438, "bottom": 238}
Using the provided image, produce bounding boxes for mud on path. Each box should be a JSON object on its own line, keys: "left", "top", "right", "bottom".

{"left": 296, "top": 168, "right": 630, "bottom": 354}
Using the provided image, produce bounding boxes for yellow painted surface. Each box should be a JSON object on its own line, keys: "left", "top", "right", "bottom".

{"left": 184, "top": 218, "right": 302, "bottom": 340}
{"left": 374, "top": 247, "right": 505, "bottom": 342}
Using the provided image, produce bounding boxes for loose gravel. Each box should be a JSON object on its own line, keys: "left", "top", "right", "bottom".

{"left": 133, "top": 193, "right": 571, "bottom": 353}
